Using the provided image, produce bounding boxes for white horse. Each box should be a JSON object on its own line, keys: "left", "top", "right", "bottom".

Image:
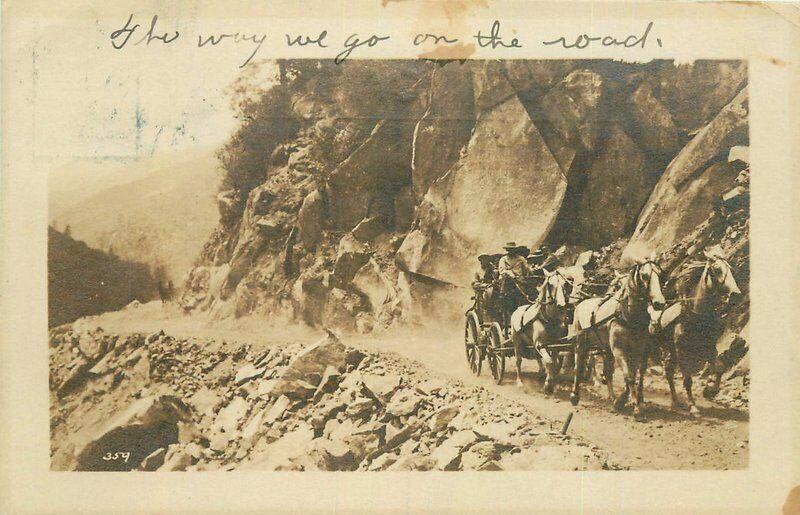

{"left": 510, "top": 270, "right": 571, "bottom": 394}
{"left": 569, "top": 260, "right": 666, "bottom": 418}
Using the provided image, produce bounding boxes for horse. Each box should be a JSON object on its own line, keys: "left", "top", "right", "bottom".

{"left": 157, "top": 280, "right": 174, "bottom": 305}
{"left": 509, "top": 270, "right": 571, "bottom": 393}
{"left": 648, "top": 252, "right": 741, "bottom": 416}
{"left": 569, "top": 260, "right": 666, "bottom": 418}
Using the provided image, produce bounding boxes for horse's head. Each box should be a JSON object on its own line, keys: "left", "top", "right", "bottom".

{"left": 631, "top": 260, "right": 666, "bottom": 310}
{"left": 541, "top": 270, "right": 569, "bottom": 308}
{"left": 702, "top": 253, "right": 742, "bottom": 303}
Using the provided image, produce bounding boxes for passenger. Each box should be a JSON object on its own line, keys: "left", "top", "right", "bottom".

{"left": 499, "top": 242, "right": 530, "bottom": 313}
{"left": 473, "top": 254, "right": 496, "bottom": 288}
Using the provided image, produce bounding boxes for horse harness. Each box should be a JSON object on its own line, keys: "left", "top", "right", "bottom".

{"left": 579, "top": 261, "right": 661, "bottom": 345}
{"left": 656, "top": 257, "right": 735, "bottom": 330}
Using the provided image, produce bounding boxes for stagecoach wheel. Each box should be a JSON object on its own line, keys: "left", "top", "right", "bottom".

{"left": 488, "top": 322, "right": 506, "bottom": 385}
{"left": 464, "top": 312, "right": 482, "bottom": 375}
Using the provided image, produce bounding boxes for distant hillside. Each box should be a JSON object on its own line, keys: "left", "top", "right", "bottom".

{"left": 50, "top": 153, "right": 220, "bottom": 284}
{"left": 48, "top": 227, "right": 158, "bottom": 327}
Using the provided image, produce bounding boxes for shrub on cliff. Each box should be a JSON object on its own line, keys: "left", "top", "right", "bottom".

{"left": 218, "top": 83, "right": 299, "bottom": 198}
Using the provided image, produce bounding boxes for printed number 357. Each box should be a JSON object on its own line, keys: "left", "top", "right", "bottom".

{"left": 102, "top": 451, "right": 131, "bottom": 463}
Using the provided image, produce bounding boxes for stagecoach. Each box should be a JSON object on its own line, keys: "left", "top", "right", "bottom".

{"left": 464, "top": 257, "right": 613, "bottom": 385}
{"left": 464, "top": 253, "right": 546, "bottom": 384}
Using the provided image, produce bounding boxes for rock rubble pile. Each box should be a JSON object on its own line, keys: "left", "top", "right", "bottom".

{"left": 50, "top": 328, "right": 616, "bottom": 471}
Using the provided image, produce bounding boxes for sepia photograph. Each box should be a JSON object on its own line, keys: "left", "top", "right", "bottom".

{"left": 3, "top": 1, "right": 799, "bottom": 512}
{"left": 47, "top": 57, "right": 751, "bottom": 472}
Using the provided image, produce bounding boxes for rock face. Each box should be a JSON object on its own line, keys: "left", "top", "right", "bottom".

{"left": 297, "top": 190, "right": 325, "bottom": 248}
{"left": 411, "top": 61, "right": 475, "bottom": 200}
{"left": 180, "top": 59, "right": 748, "bottom": 331}
{"left": 504, "top": 60, "right": 577, "bottom": 93}
{"left": 327, "top": 119, "right": 416, "bottom": 231}
{"left": 397, "top": 94, "right": 566, "bottom": 286}
{"left": 571, "top": 125, "right": 652, "bottom": 247}
{"left": 471, "top": 60, "right": 516, "bottom": 112}
{"left": 626, "top": 80, "right": 683, "bottom": 159}
{"left": 653, "top": 60, "right": 748, "bottom": 134}
{"left": 541, "top": 69, "right": 605, "bottom": 156}
{"left": 624, "top": 87, "right": 748, "bottom": 260}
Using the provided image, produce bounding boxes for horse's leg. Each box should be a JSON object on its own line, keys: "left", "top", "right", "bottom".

{"left": 602, "top": 347, "right": 615, "bottom": 402}
{"left": 611, "top": 325, "right": 632, "bottom": 413}
{"left": 588, "top": 354, "right": 602, "bottom": 387}
{"left": 674, "top": 326, "right": 700, "bottom": 416}
{"left": 532, "top": 323, "right": 552, "bottom": 394}
{"left": 702, "top": 347, "right": 723, "bottom": 400}
{"left": 562, "top": 352, "right": 575, "bottom": 374}
{"left": 637, "top": 337, "right": 650, "bottom": 405}
{"left": 570, "top": 333, "right": 586, "bottom": 406}
{"left": 513, "top": 331, "right": 524, "bottom": 388}
{"left": 626, "top": 330, "right": 646, "bottom": 419}
{"left": 683, "top": 374, "right": 698, "bottom": 416}
{"left": 679, "top": 350, "right": 700, "bottom": 417}
{"left": 663, "top": 334, "right": 681, "bottom": 408}
{"left": 535, "top": 357, "right": 545, "bottom": 381}
{"left": 531, "top": 324, "right": 547, "bottom": 382}
{"left": 572, "top": 343, "right": 588, "bottom": 405}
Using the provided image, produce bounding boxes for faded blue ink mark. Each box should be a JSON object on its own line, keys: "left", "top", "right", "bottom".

{"left": 150, "top": 125, "right": 164, "bottom": 156}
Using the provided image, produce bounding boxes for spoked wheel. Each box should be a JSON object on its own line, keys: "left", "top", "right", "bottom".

{"left": 464, "top": 311, "right": 482, "bottom": 375}
{"left": 487, "top": 322, "right": 506, "bottom": 385}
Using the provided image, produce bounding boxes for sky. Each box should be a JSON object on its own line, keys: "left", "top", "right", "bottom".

{"left": 33, "top": 11, "right": 277, "bottom": 192}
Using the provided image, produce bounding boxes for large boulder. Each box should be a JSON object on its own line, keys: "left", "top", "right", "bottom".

{"left": 514, "top": 68, "right": 605, "bottom": 178}
{"left": 503, "top": 60, "right": 577, "bottom": 93}
{"left": 540, "top": 69, "right": 605, "bottom": 154}
{"left": 397, "top": 93, "right": 566, "bottom": 286}
{"left": 471, "top": 60, "right": 516, "bottom": 112}
{"left": 352, "top": 259, "right": 395, "bottom": 312}
{"left": 571, "top": 125, "right": 653, "bottom": 247}
{"left": 281, "top": 333, "right": 363, "bottom": 386}
{"left": 320, "top": 288, "right": 364, "bottom": 331}
{"left": 297, "top": 190, "right": 325, "bottom": 248}
{"left": 240, "top": 425, "right": 315, "bottom": 470}
{"left": 626, "top": 80, "right": 684, "bottom": 159}
{"left": 326, "top": 119, "right": 415, "bottom": 230}
{"left": 624, "top": 87, "right": 748, "bottom": 261}
{"left": 333, "top": 234, "right": 372, "bottom": 284}
{"left": 72, "top": 395, "right": 193, "bottom": 471}
{"left": 412, "top": 61, "right": 475, "bottom": 200}
{"left": 653, "top": 60, "right": 748, "bottom": 133}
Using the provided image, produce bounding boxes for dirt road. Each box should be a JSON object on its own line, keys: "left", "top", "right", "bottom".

{"left": 345, "top": 328, "right": 749, "bottom": 470}
{"left": 77, "top": 302, "right": 748, "bottom": 470}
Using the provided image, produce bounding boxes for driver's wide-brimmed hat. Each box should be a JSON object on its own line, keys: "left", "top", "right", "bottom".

{"left": 503, "top": 241, "right": 518, "bottom": 250}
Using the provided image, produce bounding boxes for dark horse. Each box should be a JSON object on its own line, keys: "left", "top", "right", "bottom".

{"left": 649, "top": 253, "right": 741, "bottom": 416}
{"left": 570, "top": 260, "right": 666, "bottom": 418}
{"left": 509, "top": 270, "right": 571, "bottom": 393}
{"left": 157, "top": 280, "right": 174, "bottom": 304}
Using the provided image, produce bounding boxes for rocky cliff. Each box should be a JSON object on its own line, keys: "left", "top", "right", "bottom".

{"left": 181, "top": 59, "right": 748, "bottom": 332}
